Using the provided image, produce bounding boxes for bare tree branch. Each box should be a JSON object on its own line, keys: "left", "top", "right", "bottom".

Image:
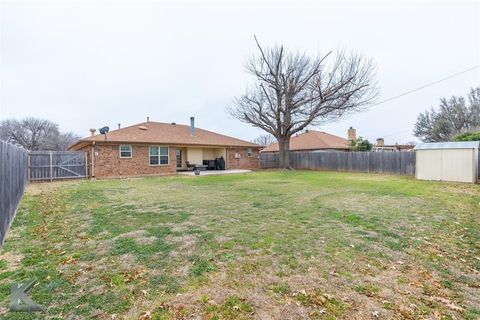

{"left": 251, "top": 134, "right": 276, "bottom": 147}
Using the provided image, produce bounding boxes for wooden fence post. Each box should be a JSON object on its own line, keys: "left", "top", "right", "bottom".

{"left": 27, "top": 154, "right": 31, "bottom": 182}
{"left": 49, "top": 151, "right": 53, "bottom": 182}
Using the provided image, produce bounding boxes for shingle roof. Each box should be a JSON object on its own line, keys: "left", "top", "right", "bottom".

{"left": 69, "top": 121, "right": 260, "bottom": 150}
{"left": 261, "top": 130, "right": 349, "bottom": 152}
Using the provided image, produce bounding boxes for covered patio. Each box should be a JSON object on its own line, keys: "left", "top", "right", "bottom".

{"left": 176, "top": 146, "right": 227, "bottom": 171}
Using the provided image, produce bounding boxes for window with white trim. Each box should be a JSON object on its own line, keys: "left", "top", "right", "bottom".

{"left": 119, "top": 145, "right": 132, "bottom": 158}
{"left": 149, "top": 146, "right": 169, "bottom": 165}
{"left": 247, "top": 147, "right": 253, "bottom": 157}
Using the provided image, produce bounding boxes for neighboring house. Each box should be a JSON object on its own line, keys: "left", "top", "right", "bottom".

{"left": 68, "top": 117, "right": 260, "bottom": 178}
{"left": 371, "top": 138, "right": 415, "bottom": 152}
{"left": 260, "top": 129, "right": 351, "bottom": 153}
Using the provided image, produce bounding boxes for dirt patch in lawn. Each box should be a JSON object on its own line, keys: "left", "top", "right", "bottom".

{"left": 0, "top": 251, "right": 23, "bottom": 272}
{"left": 26, "top": 180, "right": 81, "bottom": 195}
{"left": 114, "top": 230, "right": 157, "bottom": 245}
{"left": 166, "top": 234, "right": 197, "bottom": 258}
{"left": 438, "top": 183, "right": 480, "bottom": 196}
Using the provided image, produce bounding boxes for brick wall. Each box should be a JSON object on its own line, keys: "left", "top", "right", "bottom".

{"left": 79, "top": 143, "right": 177, "bottom": 178}
{"left": 227, "top": 147, "right": 260, "bottom": 169}
{"left": 77, "top": 143, "right": 259, "bottom": 178}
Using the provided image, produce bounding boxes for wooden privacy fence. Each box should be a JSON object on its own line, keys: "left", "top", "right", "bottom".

{"left": 29, "top": 151, "right": 87, "bottom": 182}
{"left": 0, "top": 141, "right": 28, "bottom": 246}
{"left": 260, "top": 151, "right": 416, "bottom": 176}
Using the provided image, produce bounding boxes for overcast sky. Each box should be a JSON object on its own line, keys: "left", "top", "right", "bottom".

{"left": 1, "top": 0, "right": 479, "bottom": 144}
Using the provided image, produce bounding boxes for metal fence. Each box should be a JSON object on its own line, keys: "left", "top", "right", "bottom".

{"left": 0, "top": 141, "right": 29, "bottom": 246}
{"left": 260, "top": 151, "right": 416, "bottom": 176}
{"left": 29, "top": 151, "right": 87, "bottom": 182}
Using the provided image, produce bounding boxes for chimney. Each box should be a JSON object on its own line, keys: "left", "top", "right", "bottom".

{"left": 376, "top": 138, "right": 384, "bottom": 146}
{"left": 348, "top": 127, "right": 356, "bottom": 141}
{"left": 118, "top": 123, "right": 121, "bottom": 129}
{"left": 190, "top": 117, "right": 195, "bottom": 136}
{"left": 89, "top": 128, "right": 96, "bottom": 137}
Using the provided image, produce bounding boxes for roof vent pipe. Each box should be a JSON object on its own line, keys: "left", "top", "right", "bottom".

{"left": 118, "top": 123, "right": 121, "bottom": 129}
{"left": 89, "top": 128, "right": 96, "bottom": 137}
{"left": 146, "top": 117, "right": 150, "bottom": 122}
{"left": 190, "top": 117, "right": 195, "bottom": 136}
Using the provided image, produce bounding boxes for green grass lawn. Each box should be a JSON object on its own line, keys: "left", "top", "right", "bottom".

{"left": 0, "top": 171, "right": 479, "bottom": 319}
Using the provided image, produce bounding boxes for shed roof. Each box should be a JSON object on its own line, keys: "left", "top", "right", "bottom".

{"left": 414, "top": 141, "right": 479, "bottom": 150}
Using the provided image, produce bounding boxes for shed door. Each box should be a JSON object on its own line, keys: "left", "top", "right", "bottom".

{"left": 416, "top": 150, "right": 442, "bottom": 181}
{"left": 441, "top": 149, "right": 474, "bottom": 183}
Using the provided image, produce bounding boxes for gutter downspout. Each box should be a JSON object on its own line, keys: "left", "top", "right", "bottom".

{"left": 91, "top": 141, "right": 95, "bottom": 178}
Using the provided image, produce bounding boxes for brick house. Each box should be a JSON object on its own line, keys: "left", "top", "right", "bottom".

{"left": 371, "top": 138, "right": 415, "bottom": 152}
{"left": 68, "top": 117, "right": 260, "bottom": 178}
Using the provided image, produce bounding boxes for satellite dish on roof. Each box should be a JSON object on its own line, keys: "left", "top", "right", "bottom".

{"left": 99, "top": 126, "right": 110, "bottom": 134}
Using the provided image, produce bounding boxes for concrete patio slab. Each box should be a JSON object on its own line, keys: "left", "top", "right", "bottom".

{"left": 177, "top": 169, "right": 252, "bottom": 176}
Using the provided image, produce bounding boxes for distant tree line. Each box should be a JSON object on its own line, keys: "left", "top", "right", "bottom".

{"left": 414, "top": 88, "right": 480, "bottom": 142}
{"left": 0, "top": 117, "right": 81, "bottom": 151}
{"left": 252, "top": 134, "right": 276, "bottom": 147}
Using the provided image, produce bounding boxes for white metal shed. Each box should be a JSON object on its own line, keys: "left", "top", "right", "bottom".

{"left": 414, "top": 141, "right": 479, "bottom": 183}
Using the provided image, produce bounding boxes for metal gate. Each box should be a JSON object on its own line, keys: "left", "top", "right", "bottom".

{"left": 29, "top": 151, "right": 87, "bottom": 182}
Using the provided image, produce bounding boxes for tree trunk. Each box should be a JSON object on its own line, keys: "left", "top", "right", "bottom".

{"left": 278, "top": 137, "right": 291, "bottom": 169}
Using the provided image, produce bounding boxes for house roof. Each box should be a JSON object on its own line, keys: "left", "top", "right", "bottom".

{"left": 373, "top": 144, "right": 415, "bottom": 150}
{"left": 261, "top": 130, "right": 349, "bottom": 152}
{"left": 414, "top": 141, "right": 479, "bottom": 150}
{"left": 69, "top": 121, "right": 260, "bottom": 150}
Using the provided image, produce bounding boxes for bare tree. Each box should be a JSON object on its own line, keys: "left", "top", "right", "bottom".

{"left": 252, "top": 134, "right": 276, "bottom": 147}
{"left": 229, "top": 37, "right": 378, "bottom": 168}
{"left": 0, "top": 117, "right": 80, "bottom": 150}
{"left": 55, "top": 131, "right": 82, "bottom": 150}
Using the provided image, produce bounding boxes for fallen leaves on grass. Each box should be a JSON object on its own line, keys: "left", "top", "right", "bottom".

{"left": 62, "top": 256, "right": 78, "bottom": 265}
{"left": 139, "top": 311, "right": 151, "bottom": 320}
{"left": 429, "top": 296, "right": 464, "bottom": 312}
{"left": 123, "top": 267, "right": 147, "bottom": 283}
{"left": 329, "top": 268, "right": 339, "bottom": 276}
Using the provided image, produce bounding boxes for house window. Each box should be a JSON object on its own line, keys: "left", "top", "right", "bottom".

{"left": 119, "top": 145, "right": 132, "bottom": 158}
{"left": 247, "top": 148, "right": 253, "bottom": 157}
{"left": 149, "top": 146, "right": 169, "bottom": 165}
